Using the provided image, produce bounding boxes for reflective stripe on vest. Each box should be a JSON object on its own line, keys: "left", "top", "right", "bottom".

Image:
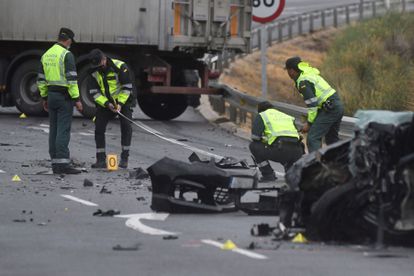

{"left": 296, "top": 73, "right": 335, "bottom": 108}
{"left": 41, "top": 44, "right": 69, "bottom": 87}
{"left": 260, "top": 109, "right": 299, "bottom": 145}
{"left": 93, "top": 59, "right": 124, "bottom": 102}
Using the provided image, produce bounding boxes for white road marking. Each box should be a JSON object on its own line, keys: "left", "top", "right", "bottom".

{"left": 0, "top": 169, "right": 5, "bottom": 173}
{"left": 116, "top": 213, "right": 179, "bottom": 236}
{"left": 40, "top": 124, "right": 49, "bottom": 127}
{"left": 60, "top": 194, "right": 99, "bottom": 207}
{"left": 78, "top": 132, "right": 94, "bottom": 136}
{"left": 201, "top": 239, "right": 268, "bottom": 260}
{"left": 27, "top": 126, "right": 49, "bottom": 133}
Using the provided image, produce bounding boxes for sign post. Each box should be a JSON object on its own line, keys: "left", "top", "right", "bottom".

{"left": 252, "top": 0, "right": 285, "bottom": 99}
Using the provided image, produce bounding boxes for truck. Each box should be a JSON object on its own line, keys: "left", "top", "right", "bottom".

{"left": 0, "top": 0, "right": 251, "bottom": 120}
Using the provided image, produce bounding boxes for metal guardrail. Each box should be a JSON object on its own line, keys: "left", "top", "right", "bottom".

{"left": 210, "top": 0, "right": 413, "bottom": 138}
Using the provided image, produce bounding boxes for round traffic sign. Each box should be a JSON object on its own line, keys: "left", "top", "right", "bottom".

{"left": 252, "top": 0, "right": 286, "bottom": 24}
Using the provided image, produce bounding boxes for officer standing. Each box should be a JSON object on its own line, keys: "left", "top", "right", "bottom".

{"left": 37, "top": 27, "right": 83, "bottom": 174}
{"left": 250, "top": 101, "right": 304, "bottom": 182}
{"left": 88, "top": 49, "right": 133, "bottom": 169}
{"left": 285, "top": 57, "right": 344, "bottom": 153}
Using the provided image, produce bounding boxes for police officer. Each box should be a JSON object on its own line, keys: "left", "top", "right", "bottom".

{"left": 88, "top": 49, "right": 133, "bottom": 169}
{"left": 250, "top": 101, "right": 304, "bottom": 182}
{"left": 37, "top": 27, "right": 83, "bottom": 174}
{"left": 285, "top": 57, "right": 344, "bottom": 153}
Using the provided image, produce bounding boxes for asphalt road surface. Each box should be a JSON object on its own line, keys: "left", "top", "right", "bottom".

{"left": 1, "top": 103, "right": 414, "bottom": 276}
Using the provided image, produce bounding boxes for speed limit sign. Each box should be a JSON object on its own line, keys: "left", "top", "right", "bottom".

{"left": 252, "top": 0, "right": 286, "bottom": 24}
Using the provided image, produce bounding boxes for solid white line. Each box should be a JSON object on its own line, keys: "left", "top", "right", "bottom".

{"left": 60, "top": 194, "right": 99, "bottom": 207}
{"left": 201, "top": 239, "right": 268, "bottom": 260}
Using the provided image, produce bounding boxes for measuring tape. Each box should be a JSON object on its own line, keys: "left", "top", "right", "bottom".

{"left": 117, "top": 111, "right": 224, "bottom": 160}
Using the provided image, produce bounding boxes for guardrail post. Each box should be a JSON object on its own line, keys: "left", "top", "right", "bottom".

{"left": 321, "top": 10, "right": 326, "bottom": 28}
{"left": 334, "top": 8, "right": 338, "bottom": 27}
{"left": 257, "top": 29, "right": 262, "bottom": 50}
{"left": 309, "top": 13, "right": 314, "bottom": 32}
{"left": 229, "top": 105, "right": 237, "bottom": 123}
{"left": 346, "top": 6, "right": 350, "bottom": 24}
{"left": 209, "top": 95, "right": 225, "bottom": 114}
{"left": 288, "top": 19, "right": 293, "bottom": 39}
{"left": 278, "top": 21, "right": 283, "bottom": 43}
{"left": 359, "top": 0, "right": 364, "bottom": 20}
{"left": 298, "top": 16, "right": 303, "bottom": 35}
{"left": 268, "top": 26, "right": 273, "bottom": 46}
{"left": 372, "top": 1, "right": 376, "bottom": 17}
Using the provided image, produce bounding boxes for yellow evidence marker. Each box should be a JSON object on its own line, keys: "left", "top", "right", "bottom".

{"left": 107, "top": 154, "right": 118, "bottom": 171}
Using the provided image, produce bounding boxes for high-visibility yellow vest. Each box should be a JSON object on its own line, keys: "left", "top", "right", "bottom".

{"left": 39, "top": 44, "right": 79, "bottom": 99}
{"left": 260, "top": 109, "right": 299, "bottom": 145}
{"left": 296, "top": 62, "right": 336, "bottom": 123}
{"left": 92, "top": 59, "right": 131, "bottom": 107}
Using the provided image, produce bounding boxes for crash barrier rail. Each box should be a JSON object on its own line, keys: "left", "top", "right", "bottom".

{"left": 210, "top": 0, "right": 413, "bottom": 137}
{"left": 209, "top": 83, "right": 357, "bottom": 138}
{"left": 217, "top": 0, "right": 414, "bottom": 68}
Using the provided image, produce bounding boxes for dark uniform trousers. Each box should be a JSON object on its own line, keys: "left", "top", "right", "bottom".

{"left": 48, "top": 90, "right": 73, "bottom": 166}
{"left": 95, "top": 102, "right": 133, "bottom": 156}
{"left": 249, "top": 137, "right": 304, "bottom": 174}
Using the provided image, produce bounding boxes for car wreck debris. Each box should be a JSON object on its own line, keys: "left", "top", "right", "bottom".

{"left": 286, "top": 110, "right": 414, "bottom": 246}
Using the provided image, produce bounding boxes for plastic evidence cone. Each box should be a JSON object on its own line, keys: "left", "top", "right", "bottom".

{"left": 12, "top": 175, "right": 21, "bottom": 182}
{"left": 222, "top": 240, "right": 237, "bottom": 250}
{"left": 292, "top": 233, "right": 307, "bottom": 243}
{"left": 19, "top": 113, "right": 27, "bottom": 119}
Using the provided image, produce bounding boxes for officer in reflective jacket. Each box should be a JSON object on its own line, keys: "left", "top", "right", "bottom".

{"left": 88, "top": 49, "right": 133, "bottom": 169}
{"left": 250, "top": 101, "right": 304, "bottom": 182}
{"left": 37, "top": 27, "right": 83, "bottom": 174}
{"left": 285, "top": 56, "right": 344, "bottom": 153}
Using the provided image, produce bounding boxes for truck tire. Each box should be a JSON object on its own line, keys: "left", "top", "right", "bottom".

{"left": 138, "top": 94, "right": 187, "bottom": 120}
{"left": 78, "top": 66, "right": 96, "bottom": 118}
{"left": 11, "top": 60, "right": 46, "bottom": 116}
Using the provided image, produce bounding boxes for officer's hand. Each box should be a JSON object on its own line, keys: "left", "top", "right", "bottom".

{"left": 42, "top": 100, "right": 48, "bottom": 112}
{"left": 75, "top": 101, "right": 83, "bottom": 112}
{"left": 301, "top": 122, "right": 310, "bottom": 134}
{"left": 108, "top": 103, "right": 117, "bottom": 113}
{"left": 116, "top": 104, "right": 122, "bottom": 112}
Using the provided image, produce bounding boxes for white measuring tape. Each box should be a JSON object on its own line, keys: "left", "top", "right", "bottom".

{"left": 117, "top": 111, "right": 224, "bottom": 160}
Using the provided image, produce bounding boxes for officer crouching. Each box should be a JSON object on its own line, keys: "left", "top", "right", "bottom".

{"left": 249, "top": 101, "right": 304, "bottom": 182}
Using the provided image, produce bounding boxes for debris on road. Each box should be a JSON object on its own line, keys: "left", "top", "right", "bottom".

{"left": 112, "top": 243, "right": 140, "bottom": 251}
{"left": 99, "top": 186, "right": 112, "bottom": 194}
{"left": 250, "top": 223, "right": 275, "bottom": 237}
{"left": 13, "top": 219, "right": 26, "bottom": 223}
{"left": 129, "top": 167, "right": 149, "bottom": 180}
{"left": 93, "top": 209, "right": 120, "bottom": 217}
{"left": 136, "top": 197, "right": 146, "bottom": 201}
{"left": 163, "top": 235, "right": 178, "bottom": 240}
{"left": 83, "top": 179, "right": 94, "bottom": 187}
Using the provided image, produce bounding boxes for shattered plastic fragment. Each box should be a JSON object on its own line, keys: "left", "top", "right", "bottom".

{"left": 93, "top": 209, "right": 120, "bottom": 217}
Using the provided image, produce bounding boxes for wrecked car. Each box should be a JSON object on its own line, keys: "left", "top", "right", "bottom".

{"left": 286, "top": 110, "right": 414, "bottom": 246}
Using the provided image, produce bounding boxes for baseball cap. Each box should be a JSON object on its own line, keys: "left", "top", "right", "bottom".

{"left": 285, "top": 56, "right": 302, "bottom": 70}
{"left": 58, "top": 27, "right": 75, "bottom": 42}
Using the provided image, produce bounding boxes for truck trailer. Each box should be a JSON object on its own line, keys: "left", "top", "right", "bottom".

{"left": 0, "top": 0, "right": 251, "bottom": 120}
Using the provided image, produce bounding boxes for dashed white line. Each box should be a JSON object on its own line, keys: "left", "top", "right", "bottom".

{"left": 116, "top": 213, "right": 179, "bottom": 236}
{"left": 201, "top": 239, "right": 268, "bottom": 260}
{"left": 0, "top": 169, "right": 5, "bottom": 173}
{"left": 60, "top": 194, "right": 99, "bottom": 207}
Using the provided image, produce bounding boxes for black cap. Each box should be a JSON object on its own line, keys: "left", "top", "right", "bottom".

{"left": 89, "top": 49, "right": 105, "bottom": 67}
{"left": 285, "top": 56, "right": 302, "bottom": 71}
{"left": 258, "top": 101, "right": 274, "bottom": 113}
{"left": 58, "top": 27, "right": 75, "bottom": 42}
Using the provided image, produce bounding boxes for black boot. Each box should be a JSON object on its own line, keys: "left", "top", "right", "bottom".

{"left": 53, "top": 164, "right": 81, "bottom": 175}
{"left": 259, "top": 163, "right": 277, "bottom": 182}
{"left": 92, "top": 152, "right": 106, "bottom": 168}
{"left": 119, "top": 150, "right": 129, "bottom": 169}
